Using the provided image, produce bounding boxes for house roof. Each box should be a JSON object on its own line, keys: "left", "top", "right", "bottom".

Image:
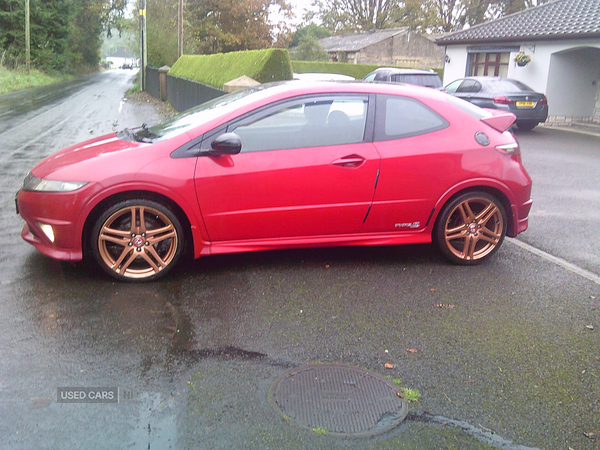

{"left": 320, "top": 28, "right": 408, "bottom": 52}
{"left": 437, "top": 0, "right": 600, "bottom": 45}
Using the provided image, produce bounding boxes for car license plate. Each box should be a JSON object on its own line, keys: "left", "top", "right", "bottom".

{"left": 516, "top": 101, "right": 535, "bottom": 108}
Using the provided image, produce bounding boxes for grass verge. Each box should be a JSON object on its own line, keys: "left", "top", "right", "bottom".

{"left": 0, "top": 67, "right": 71, "bottom": 94}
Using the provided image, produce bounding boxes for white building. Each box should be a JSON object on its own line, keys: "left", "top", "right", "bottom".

{"left": 105, "top": 49, "right": 138, "bottom": 70}
{"left": 436, "top": 0, "right": 600, "bottom": 124}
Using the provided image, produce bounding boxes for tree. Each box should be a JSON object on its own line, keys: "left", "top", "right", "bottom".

{"left": 309, "top": 0, "right": 551, "bottom": 34}
{"left": 1, "top": 0, "right": 72, "bottom": 70}
{"left": 185, "top": 0, "right": 292, "bottom": 55}
{"left": 308, "top": 0, "right": 405, "bottom": 33}
{"left": 0, "top": 0, "right": 127, "bottom": 72}
{"left": 290, "top": 23, "right": 331, "bottom": 47}
{"left": 292, "top": 35, "right": 329, "bottom": 61}
{"left": 67, "top": 0, "right": 128, "bottom": 72}
{"left": 145, "top": 0, "right": 179, "bottom": 67}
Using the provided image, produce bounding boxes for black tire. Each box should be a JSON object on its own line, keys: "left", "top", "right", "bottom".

{"left": 435, "top": 192, "right": 507, "bottom": 265}
{"left": 91, "top": 199, "right": 184, "bottom": 282}
{"left": 516, "top": 121, "right": 538, "bottom": 131}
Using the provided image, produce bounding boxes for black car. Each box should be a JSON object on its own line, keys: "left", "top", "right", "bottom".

{"left": 363, "top": 68, "right": 443, "bottom": 90}
{"left": 445, "top": 77, "right": 548, "bottom": 131}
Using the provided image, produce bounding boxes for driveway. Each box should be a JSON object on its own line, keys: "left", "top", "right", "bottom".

{"left": 0, "top": 74, "right": 598, "bottom": 450}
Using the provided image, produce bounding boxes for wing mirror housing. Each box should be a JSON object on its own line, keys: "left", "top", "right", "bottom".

{"left": 208, "top": 132, "right": 242, "bottom": 156}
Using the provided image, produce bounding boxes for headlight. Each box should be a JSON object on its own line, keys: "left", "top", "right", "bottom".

{"left": 22, "top": 173, "right": 88, "bottom": 192}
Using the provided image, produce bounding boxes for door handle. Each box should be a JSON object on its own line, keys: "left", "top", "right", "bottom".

{"left": 331, "top": 154, "right": 366, "bottom": 168}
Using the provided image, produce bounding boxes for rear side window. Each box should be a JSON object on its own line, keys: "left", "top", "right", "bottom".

{"left": 456, "top": 79, "right": 481, "bottom": 93}
{"left": 375, "top": 95, "right": 448, "bottom": 141}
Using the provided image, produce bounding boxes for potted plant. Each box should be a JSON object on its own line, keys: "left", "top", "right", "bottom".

{"left": 514, "top": 51, "right": 531, "bottom": 67}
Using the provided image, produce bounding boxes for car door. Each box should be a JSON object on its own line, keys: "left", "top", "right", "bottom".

{"left": 194, "top": 94, "right": 380, "bottom": 242}
{"left": 362, "top": 94, "right": 451, "bottom": 234}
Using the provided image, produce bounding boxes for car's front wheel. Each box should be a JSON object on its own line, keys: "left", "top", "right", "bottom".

{"left": 435, "top": 192, "right": 507, "bottom": 265}
{"left": 91, "top": 199, "right": 184, "bottom": 282}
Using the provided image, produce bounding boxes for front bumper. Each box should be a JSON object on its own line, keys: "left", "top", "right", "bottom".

{"left": 16, "top": 189, "right": 85, "bottom": 261}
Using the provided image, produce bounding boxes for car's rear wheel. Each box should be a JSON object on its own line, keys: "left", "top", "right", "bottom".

{"left": 91, "top": 199, "right": 184, "bottom": 282}
{"left": 435, "top": 192, "right": 507, "bottom": 265}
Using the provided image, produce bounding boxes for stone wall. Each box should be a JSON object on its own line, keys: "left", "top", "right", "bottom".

{"left": 356, "top": 33, "right": 444, "bottom": 68}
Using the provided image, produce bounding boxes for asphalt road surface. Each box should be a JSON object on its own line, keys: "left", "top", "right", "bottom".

{"left": 0, "top": 71, "right": 598, "bottom": 450}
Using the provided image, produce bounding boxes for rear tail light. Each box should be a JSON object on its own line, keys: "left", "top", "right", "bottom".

{"left": 538, "top": 97, "right": 548, "bottom": 105}
{"left": 496, "top": 141, "right": 522, "bottom": 162}
{"left": 495, "top": 142, "right": 520, "bottom": 155}
{"left": 493, "top": 96, "right": 515, "bottom": 105}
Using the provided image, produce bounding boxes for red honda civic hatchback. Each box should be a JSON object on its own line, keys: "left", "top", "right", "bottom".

{"left": 16, "top": 81, "right": 532, "bottom": 282}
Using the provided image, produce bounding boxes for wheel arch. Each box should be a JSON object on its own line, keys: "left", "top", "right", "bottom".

{"left": 431, "top": 184, "right": 516, "bottom": 239}
{"left": 82, "top": 190, "right": 196, "bottom": 260}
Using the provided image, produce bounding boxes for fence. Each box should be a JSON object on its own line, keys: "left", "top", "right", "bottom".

{"left": 145, "top": 67, "right": 160, "bottom": 100}
{"left": 145, "top": 66, "right": 225, "bottom": 112}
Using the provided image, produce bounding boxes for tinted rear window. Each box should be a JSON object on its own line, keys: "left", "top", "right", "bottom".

{"left": 392, "top": 74, "right": 442, "bottom": 88}
{"left": 375, "top": 95, "right": 448, "bottom": 140}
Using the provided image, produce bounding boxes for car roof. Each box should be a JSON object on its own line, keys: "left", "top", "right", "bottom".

{"left": 371, "top": 68, "right": 437, "bottom": 75}
{"left": 293, "top": 73, "right": 355, "bottom": 81}
{"left": 449, "top": 77, "right": 539, "bottom": 93}
{"left": 250, "top": 80, "right": 445, "bottom": 101}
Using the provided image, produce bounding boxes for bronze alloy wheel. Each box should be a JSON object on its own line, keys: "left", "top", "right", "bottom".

{"left": 92, "top": 199, "right": 184, "bottom": 281}
{"left": 436, "top": 192, "right": 507, "bottom": 265}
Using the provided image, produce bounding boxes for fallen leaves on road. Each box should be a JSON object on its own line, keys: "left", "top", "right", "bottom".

{"left": 29, "top": 397, "right": 53, "bottom": 409}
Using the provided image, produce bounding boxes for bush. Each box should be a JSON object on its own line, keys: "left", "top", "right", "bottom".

{"left": 169, "top": 49, "right": 293, "bottom": 89}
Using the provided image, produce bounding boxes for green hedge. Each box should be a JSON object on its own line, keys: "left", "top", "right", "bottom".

{"left": 292, "top": 60, "right": 443, "bottom": 80}
{"left": 169, "top": 49, "right": 293, "bottom": 89}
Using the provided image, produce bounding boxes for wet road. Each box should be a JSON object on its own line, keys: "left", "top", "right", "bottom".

{"left": 0, "top": 72, "right": 599, "bottom": 450}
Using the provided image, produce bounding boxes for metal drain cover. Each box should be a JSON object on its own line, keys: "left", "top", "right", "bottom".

{"left": 268, "top": 364, "right": 408, "bottom": 437}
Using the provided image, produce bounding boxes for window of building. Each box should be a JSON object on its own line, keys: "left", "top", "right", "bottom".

{"left": 469, "top": 52, "right": 510, "bottom": 77}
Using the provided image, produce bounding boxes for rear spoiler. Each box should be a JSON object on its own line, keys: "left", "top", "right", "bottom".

{"left": 480, "top": 109, "right": 516, "bottom": 133}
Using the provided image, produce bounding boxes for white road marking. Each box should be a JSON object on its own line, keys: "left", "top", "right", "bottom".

{"left": 507, "top": 237, "right": 600, "bottom": 285}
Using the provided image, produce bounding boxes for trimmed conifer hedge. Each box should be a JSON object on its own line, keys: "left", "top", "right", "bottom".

{"left": 169, "top": 49, "right": 293, "bottom": 89}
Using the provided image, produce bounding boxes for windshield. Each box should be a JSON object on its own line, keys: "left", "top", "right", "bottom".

{"left": 124, "top": 85, "right": 274, "bottom": 143}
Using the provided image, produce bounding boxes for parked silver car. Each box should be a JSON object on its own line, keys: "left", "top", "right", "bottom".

{"left": 363, "top": 68, "right": 443, "bottom": 90}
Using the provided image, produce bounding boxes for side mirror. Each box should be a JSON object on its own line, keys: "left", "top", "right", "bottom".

{"left": 209, "top": 132, "right": 242, "bottom": 155}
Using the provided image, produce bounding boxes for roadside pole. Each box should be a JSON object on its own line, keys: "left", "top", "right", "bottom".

{"left": 25, "top": 0, "right": 30, "bottom": 75}
{"left": 140, "top": 0, "right": 147, "bottom": 91}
